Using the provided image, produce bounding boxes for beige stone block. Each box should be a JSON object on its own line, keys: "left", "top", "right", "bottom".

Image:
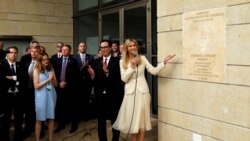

{"left": 227, "top": 3, "right": 250, "bottom": 25}
{"left": 37, "top": 0, "right": 52, "bottom": 2}
{"left": 183, "top": 0, "right": 226, "bottom": 12}
{"left": 159, "top": 108, "right": 193, "bottom": 131}
{"left": 158, "top": 63, "right": 182, "bottom": 78}
{"left": 157, "top": 0, "right": 183, "bottom": 17}
{"left": 227, "top": 66, "right": 250, "bottom": 85}
{"left": 52, "top": 0, "right": 72, "bottom": 4}
{"left": 0, "top": 0, "right": 13, "bottom": 12}
{"left": 55, "top": 3, "right": 73, "bottom": 17}
{"left": 158, "top": 79, "right": 195, "bottom": 112}
{"left": 165, "top": 124, "right": 190, "bottom": 141}
{"left": 212, "top": 121, "right": 250, "bottom": 141}
{"left": 158, "top": 79, "right": 250, "bottom": 127}
{"left": 26, "top": 15, "right": 47, "bottom": 23}
{"left": 46, "top": 16, "right": 72, "bottom": 24}
{"left": 8, "top": 14, "right": 26, "bottom": 21}
{"left": 8, "top": 13, "right": 72, "bottom": 24}
{"left": 227, "top": 0, "right": 250, "bottom": 5}
{"left": 158, "top": 14, "right": 182, "bottom": 32}
{"left": 157, "top": 32, "right": 182, "bottom": 63}
{"left": 160, "top": 122, "right": 223, "bottom": 141}
{"left": 16, "top": 22, "right": 54, "bottom": 35}
{"left": 227, "top": 25, "right": 250, "bottom": 65}
{"left": 40, "top": 42, "right": 57, "bottom": 56}
{"left": 54, "top": 23, "right": 73, "bottom": 36}
{"left": 0, "top": 21, "right": 19, "bottom": 35}
{"left": 159, "top": 107, "right": 214, "bottom": 136}
{"left": 158, "top": 122, "right": 166, "bottom": 141}
{"left": 0, "top": 13, "right": 8, "bottom": 20}
{"left": 33, "top": 36, "right": 73, "bottom": 44}
{"left": 13, "top": 0, "right": 54, "bottom": 16}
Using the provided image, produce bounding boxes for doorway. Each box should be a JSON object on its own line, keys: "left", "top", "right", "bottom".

{"left": 99, "top": 1, "right": 158, "bottom": 115}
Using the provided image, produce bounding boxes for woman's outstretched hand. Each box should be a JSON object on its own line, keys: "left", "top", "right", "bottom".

{"left": 163, "top": 54, "right": 176, "bottom": 65}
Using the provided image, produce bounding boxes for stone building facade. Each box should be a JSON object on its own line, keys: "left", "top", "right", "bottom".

{"left": 0, "top": 0, "right": 73, "bottom": 56}
{"left": 157, "top": 0, "right": 250, "bottom": 141}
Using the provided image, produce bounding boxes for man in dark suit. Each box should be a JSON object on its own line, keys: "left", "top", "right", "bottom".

{"left": 0, "top": 46, "right": 29, "bottom": 141}
{"left": 50, "top": 42, "right": 63, "bottom": 69}
{"left": 88, "top": 40, "right": 124, "bottom": 141}
{"left": 73, "top": 42, "right": 94, "bottom": 121}
{"left": 20, "top": 44, "right": 41, "bottom": 138}
{"left": 0, "top": 41, "right": 5, "bottom": 61}
{"left": 54, "top": 44, "right": 79, "bottom": 133}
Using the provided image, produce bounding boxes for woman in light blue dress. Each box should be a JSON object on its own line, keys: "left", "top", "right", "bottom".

{"left": 33, "top": 53, "right": 57, "bottom": 141}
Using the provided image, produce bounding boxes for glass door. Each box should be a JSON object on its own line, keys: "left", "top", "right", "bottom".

{"left": 124, "top": 6, "right": 147, "bottom": 54}
{"left": 100, "top": 10, "right": 120, "bottom": 43}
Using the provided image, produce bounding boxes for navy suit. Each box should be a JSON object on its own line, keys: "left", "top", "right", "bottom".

{"left": 54, "top": 55, "right": 79, "bottom": 128}
{"left": 92, "top": 56, "right": 124, "bottom": 141}
{"left": 0, "top": 59, "right": 29, "bottom": 141}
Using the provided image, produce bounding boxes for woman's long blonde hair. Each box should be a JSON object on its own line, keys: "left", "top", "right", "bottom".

{"left": 121, "top": 39, "right": 142, "bottom": 69}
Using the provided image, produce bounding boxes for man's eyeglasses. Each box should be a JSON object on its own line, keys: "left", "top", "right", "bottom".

{"left": 100, "top": 46, "right": 109, "bottom": 49}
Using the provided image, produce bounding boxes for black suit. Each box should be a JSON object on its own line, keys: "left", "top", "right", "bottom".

{"left": 73, "top": 53, "right": 94, "bottom": 120}
{"left": 54, "top": 55, "right": 79, "bottom": 128}
{"left": 92, "top": 56, "right": 124, "bottom": 141}
{"left": 0, "top": 59, "right": 29, "bottom": 141}
{"left": 50, "top": 53, "right": 61, "bottom": 72}
{"left": 0, "top": 49, "right": 5, "bottom": 61}
{"left": 19, "top": 54, "right": 36, "bottom": 136}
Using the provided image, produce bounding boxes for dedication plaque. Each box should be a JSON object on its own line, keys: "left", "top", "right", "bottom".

{"left": 183, "top": 8, "right": 226, "bottom": 82}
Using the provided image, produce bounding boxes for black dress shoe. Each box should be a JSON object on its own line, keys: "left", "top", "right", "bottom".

{"left": 54, "top": 125, "right": 65, "bottom": 133}
{"left": 69, "top": 125, "right": 78, "bottom": 133}
{"left": 22, "top": 132, "right": 31, "bottom": 139}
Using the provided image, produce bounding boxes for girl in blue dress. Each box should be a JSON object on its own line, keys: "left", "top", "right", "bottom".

{"left": 33, "top": 53, "right": 57, "bottom": 141}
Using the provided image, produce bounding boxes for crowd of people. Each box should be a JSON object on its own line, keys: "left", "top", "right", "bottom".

{"left": 0, "top": 39, "right": 175, "bottom": 141}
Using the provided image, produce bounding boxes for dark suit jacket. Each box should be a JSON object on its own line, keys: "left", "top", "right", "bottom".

{"left": 73, "top": 53, "right": 94, "bottom": 82}
{"left": 0, "top": 49, "right": 5, "bottom": 61}
{"left": 54, "top": 55, "right": 79, "bottom": 88}
{"left": 92, "top": 56, "right": 124, "bottom": 116}
{"left": 20, "top": 54, "right": 32, "bottom": 71}
{"left": 50, "top": 53, "right": 61, "bottom": 73}
{"left": 0, "top": 59, "right": 29, "bottom": 96}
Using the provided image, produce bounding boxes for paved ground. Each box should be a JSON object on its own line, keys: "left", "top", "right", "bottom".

{"left": 22, "top": 118, "right": 158, "bottom": 141}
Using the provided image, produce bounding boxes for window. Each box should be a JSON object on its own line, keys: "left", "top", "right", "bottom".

{"left": 76, "top": 13, "right": 99, "bottom": 55}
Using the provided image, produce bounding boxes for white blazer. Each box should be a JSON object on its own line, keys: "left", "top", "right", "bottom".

{"left": 120, "top": 55, "right": 165, "bottom": 95}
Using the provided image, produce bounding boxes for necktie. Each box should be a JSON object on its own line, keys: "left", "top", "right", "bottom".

{"left": 28, "top": 61, "right": 35, "bottom": 79}
{"left": 60, "top": 58, "right": 67, "bottom": 81}
{"left": 105, "top": 58, "right": 107, "bottom": 64}
{"left": 103, "top": 58, "right": 108, "bottom": 76}
{"left": 10, "top": 64, "right": 16, "bottom": 92}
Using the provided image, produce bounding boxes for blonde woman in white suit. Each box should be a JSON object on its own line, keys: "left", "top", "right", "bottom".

{"left": 113, "top": 38, "right": 175, "bottom": 141}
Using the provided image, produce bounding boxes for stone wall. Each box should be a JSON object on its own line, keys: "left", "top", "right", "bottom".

{"left": 0, "top": 0, "right": 73, "bottom": 56}
{"left": 157, "top": 0, "right": 250, "bottom": 141}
